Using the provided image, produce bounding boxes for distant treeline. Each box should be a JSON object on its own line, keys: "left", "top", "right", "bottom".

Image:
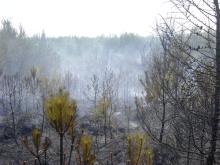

{"left": 0, "top": 20, "right": 158, "bottom": 78}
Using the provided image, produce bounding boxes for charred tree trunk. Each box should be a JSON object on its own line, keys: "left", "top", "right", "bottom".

{"left": 159, "top": 85, "right": 166, "bottom": 143}
{"left": 207, "top": 0, "right": 220, "bottom": 164}
{"left": 60, "top": 133, "right": 64, "bottom": 165}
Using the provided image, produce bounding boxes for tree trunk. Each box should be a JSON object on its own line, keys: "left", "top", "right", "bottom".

{"left": 159, "top": 75, "right": 166, "bottom": 143}
{"left": 186, "top": 130, "right": 191, "bottom": 165}
{"left": 60, "top": 133, "right": 64, "bottom": 165}
{"left": 207, "top": 0, "right": 220, "bottom": 164}
{"left": 104, "top": 112, "right": 107, "bottom": 145}
{"left": 10, "top": 102, "right": 18, "bottom": 146}
{"left": 68, "top": 137, "right": 75, "bottom": 165}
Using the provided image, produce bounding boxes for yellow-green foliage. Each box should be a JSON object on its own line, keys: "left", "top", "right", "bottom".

{"left": 45, "top": 89, "right": 77, "bottom": 134}
{"left": 68, "top": 119, "right": 76, "bottom": 139}
{"left": 96, "top": 98, "right": 110, "bottom": 114}
{"left": 144, "top": 148, "right": 154, "bottom": 165}
{"left": 146, "top": 81, "right": 160, "bottom": 102}
{"left": 22, "top": 128, "right": 50, "bottom": 159}
{"left": 32, "top": 128, "right": 41, "bottom": 151}
{"left": 76, "top": 135, "right": 96, "bottom": 165}
{"left": 94, "top": 97, "right": 110, "bottom": 117}
{"left": 127, "top": 134, "right": 153, "bottom": 165}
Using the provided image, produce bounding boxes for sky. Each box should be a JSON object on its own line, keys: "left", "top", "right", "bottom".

{"left": 0, "top": 0, "right": 169, "bottom": 37}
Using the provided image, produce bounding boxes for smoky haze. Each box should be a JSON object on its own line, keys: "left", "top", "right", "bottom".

{"left": 0, "top": 0, "right": 168, "bottom": 37}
